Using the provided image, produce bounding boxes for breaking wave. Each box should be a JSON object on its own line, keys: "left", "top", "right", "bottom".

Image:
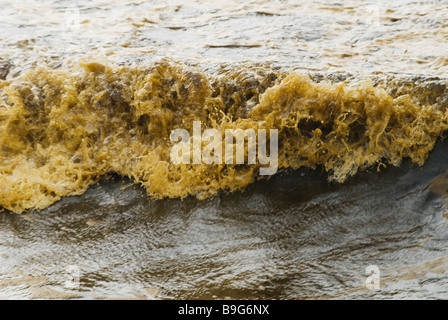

{"left": 1, "top": 58, "right": 447, "bottom": 213}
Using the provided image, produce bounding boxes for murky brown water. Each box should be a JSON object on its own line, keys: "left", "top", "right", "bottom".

{"left": 1, "top": 141, "right": 448, "bottom": 299}
{"left": 1, "top": 0, "right": 448, "bottom": 299}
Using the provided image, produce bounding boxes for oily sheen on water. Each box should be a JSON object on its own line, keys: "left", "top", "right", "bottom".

{"left": 0, "top": 59, "right": 447, "bottom": 213}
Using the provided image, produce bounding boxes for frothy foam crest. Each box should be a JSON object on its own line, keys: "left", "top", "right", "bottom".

{"left": 1, "top": 59, "right": 447, "bottom": 213}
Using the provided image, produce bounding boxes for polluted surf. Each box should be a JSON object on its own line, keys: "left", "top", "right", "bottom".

{"left": 0, "top": 58, "right": 447, "bottom": 213}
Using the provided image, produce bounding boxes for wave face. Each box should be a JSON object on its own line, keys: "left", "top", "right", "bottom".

{"left": 1, "top": 59, "right": 447, "bottom": 213}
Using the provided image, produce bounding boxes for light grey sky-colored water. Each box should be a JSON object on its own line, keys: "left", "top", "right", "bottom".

{"left": 1, "top": 0, "right": 448, "bottom": 76}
